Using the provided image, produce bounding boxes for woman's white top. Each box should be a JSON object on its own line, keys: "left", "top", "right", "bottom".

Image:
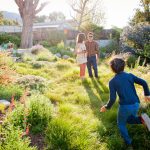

{"left": 75, "top": 43, "right": 87, "bottom": 64}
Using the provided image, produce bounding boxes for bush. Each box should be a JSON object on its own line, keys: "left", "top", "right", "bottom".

{"left": 120, "top": 23, "right": 150, "bottom": 60}
{"left": 16, "top": 75, "right": 47, "bottom": 92}
{"left": 30, "top": 61, "right": 44, "bottom": 69}
{"left": 0, "top": 84, "right": 23, "bottom": 101}
{"left": 45, "top": 118, "right": 75, "bottom": 150}
{"left": 49, "top": 46, "right": 74, "bottom": 58}
{"left": 36, "top": 50, "right": 54, "bottom": 62}
{"left": 0, "top": 124, "right": 36, "bottom": 150}
{"left": 0, "top": 33, "right": 21, "bottom": 47}
{"left": 126, "top": 55, "right": 137, "bottom": 68}
{"left": 102, "top": 41, "right": 119, "bottom": 54}
{"left": 0, "top": 52, "right": 13, "bottom": 67}
{"left": 9, "top": 94, "right": 52, "bottom": 134}
{"left": 27, "top": 94, "right": 52, "bottom": 134}
{"left": 31, "top": 44, "right": 44, "bottom": 55}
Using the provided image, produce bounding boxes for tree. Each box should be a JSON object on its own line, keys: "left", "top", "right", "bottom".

{"left": 15, "top": 0, "right": 48, "bottom": 48}
{"left": 0, "top": 12, "right": 3, "bottom": 25}
{"left": 81, "top": 22, "right": 103, "bottom": 39}
{"left": 120, "top": 23, "right": 150, "bottom": 61}
{"left": 130, "top": 0, "right": 150, "bottom": 25}
{"left": 49, "top": 12, "right": 66, "bottom": 21}
{"left": 35, "top": 15, "right": 47, "bottom": 23}
{"left": 68, "top": 0, "right": 105, "bottom": 30}
{"left": 111, "top": 26, "right": 122, "bottom": 43}
{"left": 140, "top": 0, "right": 149, "bottom": 22}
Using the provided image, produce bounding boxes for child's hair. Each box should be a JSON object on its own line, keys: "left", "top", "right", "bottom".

{"left": 110, "top": 58, "right": 125, "bottom": 73}
{"left": 76, "top": 33, "right": 86, "bottom": 43}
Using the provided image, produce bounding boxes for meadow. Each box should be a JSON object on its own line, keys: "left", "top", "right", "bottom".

{"left": 0, "top": 48, "right": 150, "bottom": 150}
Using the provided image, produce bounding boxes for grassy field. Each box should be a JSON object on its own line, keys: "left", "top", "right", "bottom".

{"left": 0, "top": 50, "right": 150, "bottom": 150}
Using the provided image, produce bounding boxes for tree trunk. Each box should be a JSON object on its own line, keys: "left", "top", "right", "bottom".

{"left": 21, "top": 17, "right": 33, "bottom": 48}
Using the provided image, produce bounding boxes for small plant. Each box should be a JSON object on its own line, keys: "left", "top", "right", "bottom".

{"left": 0, "top": 124, "right": 36, "bottom": 150}
{"left": 0, "top": 84, "right": 23, "bottom": 101}
{"left": 126, "top": 55, "right": 137, "bottom": 68}
{"left": 27, "top": 94, "right": 52, "bottom": 134}
{"left": 16, "top": 75, "right": 47, "bottom": 92}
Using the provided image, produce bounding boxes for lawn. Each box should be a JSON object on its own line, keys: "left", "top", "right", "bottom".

{"left": 0, "top": 50, "right": 150, "bottom": 150}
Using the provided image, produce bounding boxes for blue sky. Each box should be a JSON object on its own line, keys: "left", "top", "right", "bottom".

{"left": 0, "top": 0, "right": 140, "bottom": 28}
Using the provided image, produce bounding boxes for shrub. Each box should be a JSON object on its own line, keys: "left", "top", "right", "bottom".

{"left": 120, "top": 23, "right": 150, "bottom": 60}
{"left": 36, "top": 50, "right": 54, "bottom": 62}
{"left": 40, "top": 41, "right": 51, "bottom": 47}
{"left": 0, "top": 33, "right": 21, "bottom": 47}
{"left": 9, "top": 94, "right": 52, "bottom": 134}
{"left": 0, "top": 124, "right": 36, "bottom": 150}
{"left": 22, "top": 53, "right": 33, "bottom": 62}
{"left": 126, "top": 55, "right": 137, "bottom": 68}
{"left": 31, "top": 44, "right": 44, "bottom": 55}
{"left": 16, "top": 75, "right": 47, "bottom": 92}
{"left": 27, "top": 94, "right": 52, "bottom": 134}
{"left": 45, "top": 118, "right": 74, "bottom": 150}
{"left": 0, "top": 52, "right": 13, "bottom": 67}
{"left": 57, "top": 41, "right": 65, "bottom": 50}
{"left": 30, "top": 61, "right": 44, "bottom": 69}
{"left": 49, "top": 46, "right": 74, "bottom": 58}
{"left": 0, "top": 84, "right": 23, "bottom": 101}
{"left": 103, "top": 41, "right": 119, "bottom": 54}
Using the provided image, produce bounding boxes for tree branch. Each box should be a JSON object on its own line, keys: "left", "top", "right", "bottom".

{"left": 35, "top": 2, "right": 49, "bottom": 14}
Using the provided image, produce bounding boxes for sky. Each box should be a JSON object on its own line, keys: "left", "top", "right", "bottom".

{"left": 0, "top": 0, "right": 140, "bottom": 28}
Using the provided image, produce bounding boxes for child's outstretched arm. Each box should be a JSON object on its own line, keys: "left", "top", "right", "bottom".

{"left": 131, "top": 74, "right": 150, "bottom": 101}
{"left": 100, "top": 80, "right": 117, "bottom": 112}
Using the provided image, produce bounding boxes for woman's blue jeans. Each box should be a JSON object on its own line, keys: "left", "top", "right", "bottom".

{"left": 117, "top": 103, "right": 142, "bottom": 144}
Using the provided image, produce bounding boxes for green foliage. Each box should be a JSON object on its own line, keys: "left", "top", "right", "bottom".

{"left": 27, "top": 94, "right": 52, "bottom": 134}
{"left": 45, "top": 118, "right": 75, "bottom": 150}
{"left": 130, "top": 0, "right": 150, "bottom": 25}
{"left": 49, "top": 46, "right": 74, "bottom": 58}
{"left": 81, "top": 22, "right": 103, "bottom": 40}
{"left": 120, "top": 23, "right": 150, "bottom": 61}
{"left": 49, "top": 11, "right": 66, "bottom": 21}
{"left": 0, "top": 33, "right": 21, "bottom": 47}
{"left": 30, "top": 61, "right": 44, "bottom": 69}
{"left": 0, "top": 124, "right": 36, "bottom": 150}
{"left": 126, "top": 55, "right": 137, "bottom": 68}
{"left": 9, "top": 94, "right": 52, "bottom": 134}
{"left": 111, "top": 26, "right": 122, "bottom": 43}
{"left": 16, "top": 75, "right": 47, "bottom": 92}
{"left": 0, "top": 84, "right": 23, "bottom": 101}
{"left": 44, "top": 30, "right": 66, "bottom": 46}
{"left": 0, "top": 52, "right": 13, "bottom": 67}
{"left": 101, "top": 41, "right": 119, "bottom": 54}
{"left": 36, "top": 50, "right": 54, "bottom": 62}
{"left": 137, "top": 44, "right": 150, "bottom": 61}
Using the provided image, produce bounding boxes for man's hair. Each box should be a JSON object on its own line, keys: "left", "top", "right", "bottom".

{"left": 76, "top": 33, "right": 86, "bottom": 43}
{"left": 110, "top": 58, "right": 125, "bottom": 73}
{"left": 87, "top": 32, "right": 94, "bottom": 36}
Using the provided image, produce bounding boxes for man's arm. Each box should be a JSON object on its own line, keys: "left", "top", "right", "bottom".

{"left": 95, "top": 41, "right": 100, "bottom": 57}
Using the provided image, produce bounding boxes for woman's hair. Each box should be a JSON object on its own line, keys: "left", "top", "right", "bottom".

{"left": 110, "top": 58, "right": 125, "bottom": 73}
{"left": 76, "top": 33, "right": 86, "bottom": 43}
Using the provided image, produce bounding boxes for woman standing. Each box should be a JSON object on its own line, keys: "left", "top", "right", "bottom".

{"left": 75, "top": 33, "right": 87, "bottom": 79}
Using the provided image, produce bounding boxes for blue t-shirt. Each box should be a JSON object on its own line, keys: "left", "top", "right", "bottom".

{"left": 105, "top": 72, "right": 150, "bottom": 109}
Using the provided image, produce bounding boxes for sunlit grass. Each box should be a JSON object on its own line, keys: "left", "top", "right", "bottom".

{"left": 4, "top": 49, "right": 150, "bottom": 150}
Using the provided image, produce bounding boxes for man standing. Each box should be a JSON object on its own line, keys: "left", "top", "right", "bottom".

{"left": 85, "top": 32, "right": 99, "bottom": 78}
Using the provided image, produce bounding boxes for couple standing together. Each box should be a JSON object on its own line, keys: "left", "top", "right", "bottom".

{"left": 75, "top": 32, "right": 99, "bottom": 79}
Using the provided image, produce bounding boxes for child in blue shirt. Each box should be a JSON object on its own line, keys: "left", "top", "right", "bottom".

{"left": 100, "top": 57, "right": 150, "bottom": 146}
